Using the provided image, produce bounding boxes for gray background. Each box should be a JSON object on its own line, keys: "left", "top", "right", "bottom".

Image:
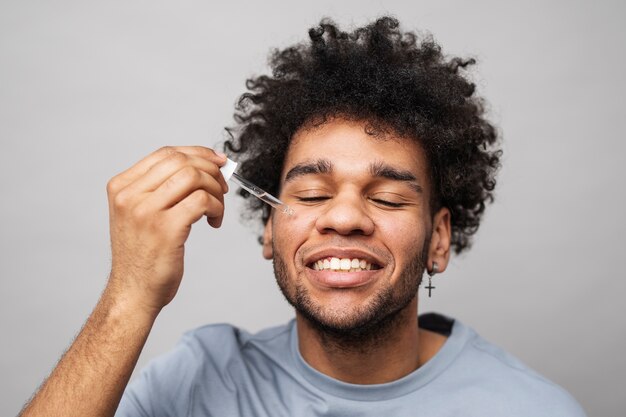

{"left": 1, "top": 1, "right": 624, "bottom": 416}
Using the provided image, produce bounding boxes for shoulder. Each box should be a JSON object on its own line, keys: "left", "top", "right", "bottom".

{"left": 118, "top": 321, "right": 294, "bottom": 416}
{"left": 127, "top": 324, "right": 249, "bottom": 393}
{"left": 146, "top": 320, "right": 294, "bottom": 380}
{"left": 450, "top": 319, "right": 587, "bottom": 416}
{"left": 181, "top": 320, "right": 293, "bottom": 357}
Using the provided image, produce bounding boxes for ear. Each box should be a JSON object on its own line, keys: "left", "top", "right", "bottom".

{"left": 427, "top": 207, "right": 451, "bottom": 273}
{"left": 262, "top": 215, "right": 273, "bottom": 260}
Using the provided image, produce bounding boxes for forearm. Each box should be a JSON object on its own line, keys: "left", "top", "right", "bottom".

{"left": 20, "top": 284, "right": 159, "bottom": 417}
{"left": 20, "top": 146, "right": 227, "bottom": 416}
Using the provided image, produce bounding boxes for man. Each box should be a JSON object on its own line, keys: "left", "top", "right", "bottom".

{"left": 20, "top": 17, "right": 586, "bottom": 416}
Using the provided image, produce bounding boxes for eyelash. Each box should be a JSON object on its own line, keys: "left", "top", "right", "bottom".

{"left": 296, "top": 197, "right": 329, "bottom": 204}
{"left": 296, "top": 196, "right": 405, "bottom": 208}
{"left": 371, "top": 199, "right": 404, "bottom": 208}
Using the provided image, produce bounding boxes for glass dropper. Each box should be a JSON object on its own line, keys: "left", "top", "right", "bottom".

{"left": 220, "top": 158, "right": 294, "bottom": 216}
{"left": 229, "top": 172, "right": 294, "bottom": 215}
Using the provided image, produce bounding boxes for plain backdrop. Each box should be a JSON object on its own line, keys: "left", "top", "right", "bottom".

{"left": 1, "top": 1, "right": 624, "bottom": 416}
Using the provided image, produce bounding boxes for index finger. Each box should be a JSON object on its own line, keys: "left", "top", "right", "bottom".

{"left": 112, "top": 146, "right": 228, "bottom": 191}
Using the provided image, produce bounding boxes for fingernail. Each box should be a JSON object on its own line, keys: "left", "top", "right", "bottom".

{"left": 215, "top": 151, "right": 227, "bottom": 160}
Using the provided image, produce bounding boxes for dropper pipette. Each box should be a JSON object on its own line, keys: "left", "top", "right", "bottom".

{"left": 220, "top": 158, "right": 294, "bottom": 216}
{"left": 230, "top": 172, "right": 294, "bottom": 215}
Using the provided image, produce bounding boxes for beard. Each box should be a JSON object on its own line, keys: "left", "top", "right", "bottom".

{"left": 272, "top": 240, "right": 430, "bottom": 352}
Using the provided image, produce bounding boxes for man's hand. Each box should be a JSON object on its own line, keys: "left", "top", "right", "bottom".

{"left": 19, "top": 146, "right": 228, "bottom": 417}
{"left": 106, "top": 146, "right": 228, "bottom": 313}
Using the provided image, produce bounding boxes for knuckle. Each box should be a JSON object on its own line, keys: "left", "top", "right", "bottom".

{"left": 179, "top": 165, "right": 202, "bottom": 183}
{"left": 130, "top": 203, "right": 151, "bottom": 221}
{"left": 113, "top": 189, "right": 131, "bottom": 208}
{"left": 158, "top": 146, "right": 176, "bottom": 156}
{"left": 191, "top": 145, "right": 211, "bottom": 154}
{"left": 166, "top": 166, "right": 200, "bottom": 189}
{"left": 106, "top": 177, "right": 121, "bottom": 195}
{"left": 190, "top": 145, "right": 216, "bottom": 159}
{"left": 165, "top": 151, "right": 188, "bottom": 168}
{"left": 192, "top": 190, "right": 211, "bottom": 206}
{"left": 206, "top": 162, "right": 220, "bottom": 176}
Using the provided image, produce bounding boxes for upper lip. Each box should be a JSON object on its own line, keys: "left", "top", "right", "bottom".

{"left": 303, "top": 247, "right": 386, "bottom": 268}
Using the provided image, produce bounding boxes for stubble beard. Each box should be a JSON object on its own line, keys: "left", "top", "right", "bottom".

{"left": 273, "top": 240, "right": 430, "bottom": 353}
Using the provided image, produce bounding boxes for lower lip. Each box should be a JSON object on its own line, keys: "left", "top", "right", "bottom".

{"left": 305, "top": 268, "right": 379, "bottom": 289}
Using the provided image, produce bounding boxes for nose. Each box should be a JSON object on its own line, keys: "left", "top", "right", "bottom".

{"left": 315, "top": 191, "right": 375, "bottom": 236}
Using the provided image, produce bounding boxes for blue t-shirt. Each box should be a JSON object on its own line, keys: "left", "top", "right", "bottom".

{"left": 116, "top": 313, "right": 587, "bottom": 416}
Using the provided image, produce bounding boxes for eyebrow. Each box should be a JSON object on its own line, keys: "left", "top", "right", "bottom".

{"left": 284, "top": 158, "right": 423, "bottom": 194}
{"left": 284, "top": 159, "right": 333, "bottom": 182}
{"left": 369, "top": 161, "right": 423, "bottom": 194}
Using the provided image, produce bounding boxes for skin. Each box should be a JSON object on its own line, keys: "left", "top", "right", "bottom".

{"left": 263, "top": 118, "right": 452, "bottom": 383}
{"left": 19, "top": 146, "right": 229, "bottom": 417}
{"left": 20, "top": 118, "right": 452, "bottom": 415}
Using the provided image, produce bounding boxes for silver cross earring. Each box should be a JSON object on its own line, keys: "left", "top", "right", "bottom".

{"left": 426, "top": 262, "right": 439, "bottom": 298}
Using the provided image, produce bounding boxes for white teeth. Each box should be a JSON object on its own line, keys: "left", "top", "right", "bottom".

{"left": 311, "top": 257, "right": 377, "bottom": 272}
{"left": 340, "top": 259, "right": 351, "bottom": 270}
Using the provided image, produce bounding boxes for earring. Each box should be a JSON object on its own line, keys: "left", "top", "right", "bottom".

{"left": 426, "top": 262, "right": 438, "bottom": 298}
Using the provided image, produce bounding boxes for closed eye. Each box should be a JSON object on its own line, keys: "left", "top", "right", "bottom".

{"left": 369, "top": 198, "right": 405, "bottom": 208}
{"left": 296, "top": 196, "right": 330, "bottom": 203}
{"left": 297, "top": 197, "right": 408, "bottom": 207}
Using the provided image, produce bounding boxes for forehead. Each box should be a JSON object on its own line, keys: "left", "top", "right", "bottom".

{"left": 283, "top": 119, "right": 429, "bottom": 180}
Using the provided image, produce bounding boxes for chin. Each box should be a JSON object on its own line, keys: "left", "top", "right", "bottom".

{"left": 293, "top": 281, "right": 410, "bottom": 336}
{"left": 273, "top": 249, "right": 423, "bottom": 340}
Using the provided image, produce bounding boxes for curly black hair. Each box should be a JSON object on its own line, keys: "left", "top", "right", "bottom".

{"left": 224, "top": 16, "right": 501, "bottom": 254}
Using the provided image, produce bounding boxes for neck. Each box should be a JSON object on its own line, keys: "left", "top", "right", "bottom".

{"left": 296, "top": 297, "right": 424, "bottom": 384}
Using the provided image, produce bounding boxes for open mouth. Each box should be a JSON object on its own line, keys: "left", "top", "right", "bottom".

{"left": 307, "top": 257, "right": 383, "bottom": 273}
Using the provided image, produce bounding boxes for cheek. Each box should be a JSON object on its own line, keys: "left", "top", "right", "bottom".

{"left": 375, "top": 215, "right": 427, "bottom": 253}
{"left": 272, "top": 210, "right": 318, "bottom": 250}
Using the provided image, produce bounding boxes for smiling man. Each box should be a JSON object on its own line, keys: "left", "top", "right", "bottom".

{"left": 266, "top": 120, "right": 449, "bottom": 386}
{"left": 20, "top": 17, "right": 587, "bottom": 417}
